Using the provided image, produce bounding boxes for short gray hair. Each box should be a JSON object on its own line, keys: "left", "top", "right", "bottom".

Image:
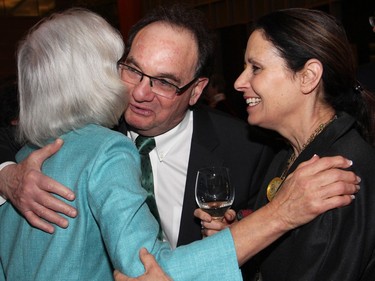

{"left": 17, "top": 8, "right": 126, "bottom": 147}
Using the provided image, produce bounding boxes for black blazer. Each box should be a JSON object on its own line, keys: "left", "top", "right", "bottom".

{"left": 253, "top": 112, "right": 375, "bottom": 281}
{"left": 176, "top": 106, "right": 275, "bottom": 246}
{"left": 0, "top": 127, "right": 20, "bottom": 163}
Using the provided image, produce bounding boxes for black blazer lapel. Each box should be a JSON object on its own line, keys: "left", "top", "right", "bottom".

{"left": 177, "top": 107, "right": 225, "bottom": 246}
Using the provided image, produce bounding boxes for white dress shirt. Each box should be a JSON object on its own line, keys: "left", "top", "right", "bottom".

{"left": 129, "top": 110, "right": 193, "bottom": 249}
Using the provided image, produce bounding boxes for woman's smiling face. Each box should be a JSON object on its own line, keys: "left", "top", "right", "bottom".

{"left": 234, "top": 30, "right": 304, "bottom": 132}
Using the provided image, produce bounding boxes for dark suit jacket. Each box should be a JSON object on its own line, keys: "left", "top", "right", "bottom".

{"left": 118, "top": 105, "right": 276, "bottom": 247}
{"left": 253, "top": 112, "right": 375, "bottom": 281}
{"left": 0, "top": 126, "right": 20, "bottom": 163}
{"left": 176, "top": 106, "right": 275, "bottom": 246}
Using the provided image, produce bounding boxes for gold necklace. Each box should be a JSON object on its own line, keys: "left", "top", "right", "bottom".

{"left": 266, "top": 115, "right": 337, "bottom": 201}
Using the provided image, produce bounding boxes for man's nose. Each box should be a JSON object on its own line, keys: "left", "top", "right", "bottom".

{"left": 131, "top": 76, "right": 155, "bottom": 101}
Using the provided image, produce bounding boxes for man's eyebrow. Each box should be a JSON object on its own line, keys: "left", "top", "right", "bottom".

{"left": 125, "top": 56, "right": 182, "bottom": 84}
{"left": 123, "top": 56, "right": 138, "bottom": 67}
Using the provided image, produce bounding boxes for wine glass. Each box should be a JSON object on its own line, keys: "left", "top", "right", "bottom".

{"left": 195, "top": 167, "right": 235, "bottom": 220}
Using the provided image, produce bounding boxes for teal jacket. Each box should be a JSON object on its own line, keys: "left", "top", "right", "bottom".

{"left": 0, "top": 124, "right": 242, "bottom": 281}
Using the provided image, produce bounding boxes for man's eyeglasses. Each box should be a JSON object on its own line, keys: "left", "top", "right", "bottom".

{"left": 117, "top": 62, "right": 197, "bottom": 99}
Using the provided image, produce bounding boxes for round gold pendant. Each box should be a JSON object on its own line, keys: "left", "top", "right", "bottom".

{"left": 267, "top": 177, "right": 283, "bottom": 201}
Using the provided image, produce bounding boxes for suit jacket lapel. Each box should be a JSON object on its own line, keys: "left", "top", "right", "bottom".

{"left": 116, "top": 116, "right": 128, "bottom": 136}
{"left": 177, "top": 107, "right": 224, "bottom": 246}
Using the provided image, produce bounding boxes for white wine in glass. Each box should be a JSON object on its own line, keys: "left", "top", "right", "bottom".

{"left": 195, "top": 167, "right": 235, "bottom": 220}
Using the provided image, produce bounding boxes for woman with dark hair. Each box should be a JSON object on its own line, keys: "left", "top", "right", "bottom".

{"left": 199, "top": 8, "right": 375, "bottom": 281}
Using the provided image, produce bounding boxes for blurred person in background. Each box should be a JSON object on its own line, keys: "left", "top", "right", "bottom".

{"left": 202, "top": 73, "right": 238, "bottom": 117}
{"left": 0, "top": 78, "right": 21, "bottom": 163}
{"left": 357, "top": 13, "right": 375, "bottom": 93}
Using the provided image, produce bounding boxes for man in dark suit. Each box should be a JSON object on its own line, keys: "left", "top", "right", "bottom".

{"left": 0, "top": 79, "right": 21, "bottom": 163}
{"left": 116, "top": 5, "right": 274, "bottom": 248}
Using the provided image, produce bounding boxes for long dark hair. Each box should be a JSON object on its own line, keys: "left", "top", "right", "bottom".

{"left": 254, "top": 8, "right": 375, "bottom": 145}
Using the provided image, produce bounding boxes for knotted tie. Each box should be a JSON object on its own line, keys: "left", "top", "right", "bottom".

{"left": 135, "top": 135, "right": 162, "bottom": 239}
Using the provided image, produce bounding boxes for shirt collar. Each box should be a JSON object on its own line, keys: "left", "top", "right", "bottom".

{"left": 128, "top": 110, "right": 192, "bottom": 161}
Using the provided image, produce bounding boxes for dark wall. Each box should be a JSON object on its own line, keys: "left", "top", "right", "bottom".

{"left": 341, "top": 0, "right": 375, "bottom": 65}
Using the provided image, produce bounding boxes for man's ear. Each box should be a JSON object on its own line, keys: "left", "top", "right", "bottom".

{"left": 189, "top": 78, "right": 209, "bottom": 106}
{"left": 299, "top": 59, "right": 323, "bottom": 94}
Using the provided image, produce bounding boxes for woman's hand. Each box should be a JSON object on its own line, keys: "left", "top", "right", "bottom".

{"left": 194, "top": 208, "right": 237, "bottom": 237}
{"left": 272, "top": 154, "right": 360, "bottom": 230}
{"left": 113, "top": 248, "right": 172, "bottom": 281}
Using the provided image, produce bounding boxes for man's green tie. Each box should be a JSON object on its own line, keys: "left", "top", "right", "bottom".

{"left": 135, "top": 135, "right": 162, "bottom": 239}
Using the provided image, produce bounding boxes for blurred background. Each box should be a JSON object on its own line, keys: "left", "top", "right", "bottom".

{"left": 1, "top": 0, "right": 374, "bottom": 119}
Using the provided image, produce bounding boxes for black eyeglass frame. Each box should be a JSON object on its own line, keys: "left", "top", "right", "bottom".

{"left": 117, "top": 62, "right": 198, "bottom": 97}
